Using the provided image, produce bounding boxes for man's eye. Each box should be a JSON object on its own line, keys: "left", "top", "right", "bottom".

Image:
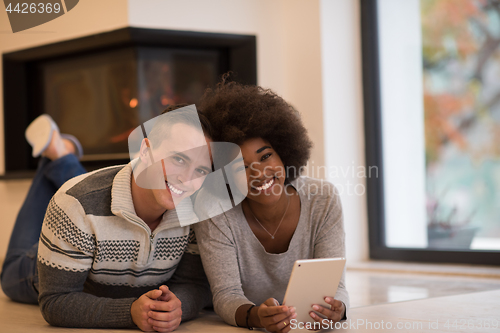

{"left": 172, "top": 156, "right": 185, "bottom": 164}
{"left": 196, "top": 169, "right": 208, "bottom": 176}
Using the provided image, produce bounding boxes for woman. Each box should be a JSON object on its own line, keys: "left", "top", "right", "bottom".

{"left": 194, "top": 81, "right": 349, "bottom": 333}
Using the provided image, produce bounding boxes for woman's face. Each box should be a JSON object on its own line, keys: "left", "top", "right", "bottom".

{"left": 239, "top": 137, "right": 286, "bottom": 205}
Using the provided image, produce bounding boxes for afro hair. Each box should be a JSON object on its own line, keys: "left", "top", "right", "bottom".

{"left": 199, "top": 78, "right": 312, "bottom": 182}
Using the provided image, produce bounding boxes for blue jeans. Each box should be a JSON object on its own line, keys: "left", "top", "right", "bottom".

{"left": 0, "top": 154, "right": 86, "bottom": 303}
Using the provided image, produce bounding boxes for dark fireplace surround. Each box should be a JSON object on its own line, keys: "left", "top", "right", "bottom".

{"left": 2, "top": 27, "right": 257, "bottom": 177}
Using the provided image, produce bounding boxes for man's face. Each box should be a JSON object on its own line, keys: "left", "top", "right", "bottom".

{"left": 138, "top": 123, "right": 212, "bottom": 211}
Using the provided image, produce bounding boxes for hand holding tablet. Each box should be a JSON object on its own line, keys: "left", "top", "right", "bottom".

{"left": 283, "top": 258, "right": 346, "bottom": 331}
{"left": 310, "top": 296, "right": 346, "bottom": 325}
{"left": 256, "top": 298, "right": 297, "bottom": 333}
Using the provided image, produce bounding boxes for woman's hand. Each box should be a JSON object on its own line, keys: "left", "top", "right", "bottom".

{"left": 257, "top": 298, "right": 297, "bottom": 333}
{"left": 309, "top": 297, "right": 345, "bottom": 325}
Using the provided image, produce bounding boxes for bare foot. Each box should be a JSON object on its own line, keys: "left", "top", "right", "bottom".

{"left": 41, "top": 131, "right": 70, "bottom": 160}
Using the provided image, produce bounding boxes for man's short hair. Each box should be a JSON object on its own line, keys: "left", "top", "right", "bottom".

{"left": 146, "top": 103, "right": 213, "bottom": 149}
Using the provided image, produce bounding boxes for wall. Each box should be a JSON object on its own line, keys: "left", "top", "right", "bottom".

{"left": 320, "top": 0, "right": 369, "bottom": 262}
{"left": 280, "top": 0, "right": 325, "bottom": 171}
{"left": 127, "top": 0, "right": 325, "bottom": 174}
{"left": 0, "top": 0, "right": 129, "bottom": 175}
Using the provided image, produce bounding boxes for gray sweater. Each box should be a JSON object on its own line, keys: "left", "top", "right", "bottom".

{"left": 37, "top": 163, "right": 211, "bottom": 328}
{"left": 193, "top": 176, "right": 349, "bottom": 326}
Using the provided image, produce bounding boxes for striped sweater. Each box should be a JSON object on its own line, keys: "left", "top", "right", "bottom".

{"left": 37, "top": 163, "right": 211, "bottom": 328}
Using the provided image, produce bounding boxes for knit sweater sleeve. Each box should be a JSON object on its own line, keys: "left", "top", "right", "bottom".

{"left": 193, "top": 218, "right": 253, "bottom": 327}
{"left": 37, "top": 194, "right": 136, "bottom": 328}
{"left": 312, "top": 183, "right": 350, "bottom": 319}
{"left": 166, "top": 229, "right": 213, "bottom": 322}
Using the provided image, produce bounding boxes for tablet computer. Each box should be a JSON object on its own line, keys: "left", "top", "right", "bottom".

{"left": 283, "top": 258, "right": 346, "bottom": 328}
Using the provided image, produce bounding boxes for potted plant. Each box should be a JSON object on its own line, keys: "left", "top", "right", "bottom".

{"left": 426, "top": 195, "right": 479, "bottom": 249}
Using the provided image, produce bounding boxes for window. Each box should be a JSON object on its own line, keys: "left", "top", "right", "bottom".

{"left": 362, "top": 0, "right": 500, "bottom": 264}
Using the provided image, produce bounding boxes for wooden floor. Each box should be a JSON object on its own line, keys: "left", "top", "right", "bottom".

{"left": 335, "top": 289, "right": 500, "bottom": 333}
{"left": 0, "top": 289, "right": 239, "bottom": 333}
{"left": 1, "top": 277, "right": 499, "bottom": 332}
{"left": 1, "top": 180, "right": 499, "bottom": 332}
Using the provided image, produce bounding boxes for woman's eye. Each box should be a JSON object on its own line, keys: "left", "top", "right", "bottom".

{"left": 261, "top": 153, "right": 272, "bottom": 161}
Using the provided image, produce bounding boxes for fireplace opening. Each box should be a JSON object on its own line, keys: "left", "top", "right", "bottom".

{"left": 3, "top": 28, "right": 256, "bottom": 176}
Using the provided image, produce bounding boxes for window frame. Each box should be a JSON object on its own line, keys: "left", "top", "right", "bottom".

{"left": 360, "top": 0, "right": 500, "bottom": 265}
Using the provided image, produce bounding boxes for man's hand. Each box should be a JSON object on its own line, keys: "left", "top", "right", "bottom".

{"left": 131, "top": 289, "right": 162, "bottom": 332}
{"left": 309, "top": 297, "right": 345, "bottom": 325}
{"left": 148, "top": 285, "right": 182, "bottom": 332}
{"left": 257, "top": 298, "right": 296, "bottom": 333}
{"left": 131, "top": 286, "right": 182, "bottom": 332}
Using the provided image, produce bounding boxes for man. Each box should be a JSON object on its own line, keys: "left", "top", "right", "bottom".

{"left": 5, "top": 105, "right": 213, "bottom": 331}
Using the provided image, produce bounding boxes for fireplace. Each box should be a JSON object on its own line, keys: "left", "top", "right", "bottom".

{"left": 3, "top": 27, "right": 256, "bottom": 175}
